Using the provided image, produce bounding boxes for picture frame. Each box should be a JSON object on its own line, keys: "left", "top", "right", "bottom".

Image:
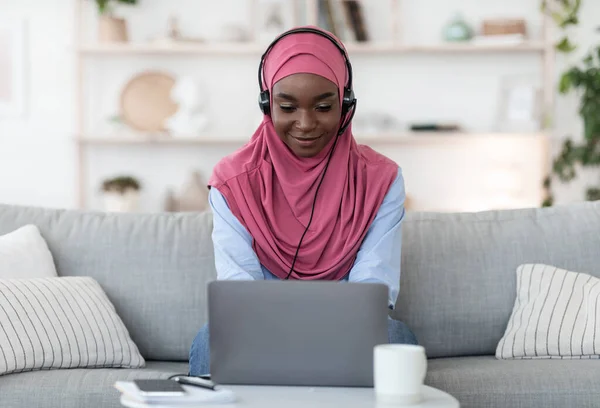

{"left": 496, "top": 74, "right": 542, "bottom": 133}
{"left": 0, "top": 18, "right": 26, "bottom": 117}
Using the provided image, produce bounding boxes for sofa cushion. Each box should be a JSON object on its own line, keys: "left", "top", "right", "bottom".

{"left": 0, "top": 204, "right": 216, "bottom": 361}
{"left": 496, "top": 263, "right": 600, "bottom": 360}
{"left": 0, "top": 276, "right": 145, "bottom": 375}
{"left": 0, "top": 224, "right": 58, "bottom": 279}
{"left": 426, "top": 356, "right": 600, "bottom": 408}
{"left": 0, "top": 361, "right": 188, "bottom": 408}
{"left": 393, "top": 200, "right": 600, "bottom": 358}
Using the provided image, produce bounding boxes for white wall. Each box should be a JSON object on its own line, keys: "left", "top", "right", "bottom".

{"left": 0, "top": 0, "right": 598, "bottom": 212}
{"left": 0, "top": 0, "right": 76, "bottom": 209}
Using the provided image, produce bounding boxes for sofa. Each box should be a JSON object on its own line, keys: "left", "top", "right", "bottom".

{"left": 0, "top": 200, "right": 599, "bottom": 408}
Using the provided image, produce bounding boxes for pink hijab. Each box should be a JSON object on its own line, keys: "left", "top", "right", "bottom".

{"left": 209, "top": 26, "right": 398, "bottom": 281}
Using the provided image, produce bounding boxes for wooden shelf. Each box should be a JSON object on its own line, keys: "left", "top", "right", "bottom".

{"left": 77, "top": 41, "right": 546, "bottom": 56}
{"left": 395, "top": 42, "right": 546, "bottom": 53}
{"left": 78, "top": 42, "right": 265, "bottom": 55}
{"left": 73, "top": 0, "right": 555, "bottom": 210}
{"left": 76, "top": 135, "right": 248, "bottom": 145}
{"left": 76, "top": 132, "right": 548, "bottom": 146}
{"left": 347, "top": 42, "right": 546, "bottom": 54}
{"left": 356, "top": 131, "right": 548, "bottom": 144}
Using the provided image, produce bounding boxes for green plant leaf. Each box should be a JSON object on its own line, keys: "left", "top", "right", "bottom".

{"left": 570, "top": 67, "right": 584, "bottom": 87}
{"left": 586, "top": 188, "right": 600, "bottom": 201}
{"left": 559, "top": 72, "right": 573, "bottom": 93}
{"left": 584, "top": 115, "right": 600, "bottom": 142}
{"left": 96, "top": 0, "right": 109, "bottom": 13}
{"left": 101, "top": 175, "right": 142, "bottom": 193}
{"left": 560, "top": 15, "right": 578, "bottom": 28}
{"left": 543, "top": 175, "right": 552, "bottom": 188}
{"left": 551, "top": 11, "right": 565, "bottom": 25}
{"left": 556, "top": 36, "right": 577, "bottom": 52}
{"left": 95, "top": 0, "right": 137, "bottom": 14}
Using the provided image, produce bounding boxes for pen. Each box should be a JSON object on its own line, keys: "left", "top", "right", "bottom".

{"left": 173, "top": 376, "right": 217, "bottom": 391}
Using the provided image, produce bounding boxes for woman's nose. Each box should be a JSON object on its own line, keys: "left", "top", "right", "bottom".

{"left": 294, "top": 109, "right": 317, "bottom": 131}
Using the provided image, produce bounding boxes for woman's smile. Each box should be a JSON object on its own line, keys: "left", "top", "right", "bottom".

{"left": 288, "top": 133, "right": 324, "bottom": 148}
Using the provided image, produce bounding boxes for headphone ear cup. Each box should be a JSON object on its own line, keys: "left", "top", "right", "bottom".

{"left": 258, "top": 90, "right": 271, "bottom": 115}
{"left": 341, "top": 88, "right": 356, "bottom": 115}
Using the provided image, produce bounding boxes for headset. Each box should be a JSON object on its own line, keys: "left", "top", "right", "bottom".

{"left": 258, "top": 27, "right": 357, "bottom": 135}
{"left": 257, "top": 27, "right": 357, "bottom": 280}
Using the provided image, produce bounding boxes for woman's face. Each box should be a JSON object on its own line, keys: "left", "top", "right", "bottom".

{"left": 271, "top": 73, "right": 342, "bottom": 158}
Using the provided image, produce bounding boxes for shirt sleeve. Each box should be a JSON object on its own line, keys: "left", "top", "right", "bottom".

{"left": 209, "top": 187, "right": 265, "bottom": 281}
{"left": 347, "top": 167, "right": 406, "bottom": 309}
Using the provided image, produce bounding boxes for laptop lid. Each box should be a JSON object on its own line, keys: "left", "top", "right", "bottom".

{"left": 208, "top": 280, "right": 389, "bottom": 387}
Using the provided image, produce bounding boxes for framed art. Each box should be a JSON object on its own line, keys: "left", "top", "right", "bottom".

{"left": 0, "top": 19, "right": 26, "bottom": 117}
{"left": 495, "top": 74, "right": 542, "bottom": 133}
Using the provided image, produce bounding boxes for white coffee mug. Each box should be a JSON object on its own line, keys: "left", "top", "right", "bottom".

{"left": 373, "top": 344, "right": 427, "bottom": 405}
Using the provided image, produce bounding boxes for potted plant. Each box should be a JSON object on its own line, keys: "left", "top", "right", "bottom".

{"left": 541, "top": 0, "right": 600, "bottom": 205}
{"left": 94, "top": 0, "right": 138, "bottom": 43}
{"left": 101, "top": 175, "right": 142, "bottom": 212}
{"left": 543, "top": 50, "right": 600, "bottom": 205}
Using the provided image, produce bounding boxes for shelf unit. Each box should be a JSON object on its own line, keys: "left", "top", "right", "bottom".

{"left": 77, "top": 41, "right": 547, "bottom": 55}
{"left": 76, "top": 131, "right": 548, "bottom": 146}
{"left": 74, "top": 0, "right": 555, "bottom": 210}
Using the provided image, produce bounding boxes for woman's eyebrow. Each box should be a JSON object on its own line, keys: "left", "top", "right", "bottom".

{"left": 274, "top": 91, "right": 336, "bottom": 101}
{"left": 314, "top": 92, "right": 336, "bottom": 101}
{"left": 275, "top": 92, "right": 297, "bottom": 101}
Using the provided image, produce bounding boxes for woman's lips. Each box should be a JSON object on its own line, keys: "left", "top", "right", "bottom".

{"left": 289, "top": 134, "right": 322, "bottom": 147}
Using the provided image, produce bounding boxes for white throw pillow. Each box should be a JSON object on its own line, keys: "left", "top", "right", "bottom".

{"left": 496, "top": 263, "right": 600, "bottom": 360}
{"left": 0, "top": 276, "right": 145, "bottom": 375}
{"left": 0, "top": 225, "right": 58, "bottom": 279}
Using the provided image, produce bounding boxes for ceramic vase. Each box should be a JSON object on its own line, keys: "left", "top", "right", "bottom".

{"left": 102, "top": 189, "right": 139, "bottom": 212}
{"left": 98, "top": 15, "right": 128, "bottom": 43}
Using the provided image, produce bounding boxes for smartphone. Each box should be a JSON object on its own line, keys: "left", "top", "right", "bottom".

{"left": 172, "top": 375, "right": 217, "bottom": 390}
{"left": 133, "top": 379, "right": 186, "bottom": 397}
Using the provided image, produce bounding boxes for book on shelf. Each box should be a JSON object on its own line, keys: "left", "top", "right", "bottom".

{"left": 318, "top": 0, "right": 369, "bottom": 43}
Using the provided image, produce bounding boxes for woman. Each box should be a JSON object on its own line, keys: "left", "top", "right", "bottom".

{"left": 189, "top": 26, "right": 417, "bottom": 376}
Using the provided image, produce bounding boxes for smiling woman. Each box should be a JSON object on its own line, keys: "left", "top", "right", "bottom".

{"left": 188, "top": 26, "right": 417, "bottom": 376}
{"left": 271, "top": 74, "right": 341, "bottom": 158}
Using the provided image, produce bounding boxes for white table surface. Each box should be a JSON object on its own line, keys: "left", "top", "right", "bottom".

{"left": 222, "top": 384, "right": 459, "bottom": 407}
{"left": 120, "top": 384, "right": 460, "bottom": 408}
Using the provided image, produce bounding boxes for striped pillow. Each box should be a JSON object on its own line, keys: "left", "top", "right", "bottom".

{"left": 496, "top": 264, "right": 600, "bottom": 360}
{"left": 0, "top": 276, "right": 145, "bottom": 375}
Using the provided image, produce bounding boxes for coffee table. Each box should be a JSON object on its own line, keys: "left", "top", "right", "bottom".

{"left": 224, "top": 384, "right": 459, "bottom": 407}
{"left": 120, "top": 384, "right": 459, "bottom": 407}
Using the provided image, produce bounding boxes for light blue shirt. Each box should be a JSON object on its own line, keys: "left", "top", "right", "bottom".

{"left": 209, "top": 167, "right": 406, "bottom": 308}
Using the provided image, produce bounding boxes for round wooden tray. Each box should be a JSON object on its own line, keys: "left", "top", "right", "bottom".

{"left": 120, "top": 71, "right": 179, "bottom": 132}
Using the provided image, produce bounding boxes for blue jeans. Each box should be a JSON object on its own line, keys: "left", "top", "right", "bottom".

{"left": 188, "top": 317, "right": 418, "bottom": 376}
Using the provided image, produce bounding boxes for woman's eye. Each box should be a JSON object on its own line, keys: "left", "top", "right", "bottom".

{"left": 279, "top": 105, "right": 296, "bottom": 112}
{"left": 316, "top": 105, "right": 332, "bottom": 112}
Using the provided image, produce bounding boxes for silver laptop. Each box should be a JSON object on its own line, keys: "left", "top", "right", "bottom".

{"left": 207, "top": 280, "right": 389, "bottom": 387}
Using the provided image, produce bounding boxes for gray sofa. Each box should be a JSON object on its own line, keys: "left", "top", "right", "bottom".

{"left": 0, "top": 200, "right": 599, "bottom": 408}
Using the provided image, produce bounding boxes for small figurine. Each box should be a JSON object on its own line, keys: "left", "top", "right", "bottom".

{"left": 165, "top": 76, "right": 209, "bottom": 137}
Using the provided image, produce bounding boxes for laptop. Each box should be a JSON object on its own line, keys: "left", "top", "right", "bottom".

{"left": 207, "top": 280, "right": 389, "bottom": 387}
